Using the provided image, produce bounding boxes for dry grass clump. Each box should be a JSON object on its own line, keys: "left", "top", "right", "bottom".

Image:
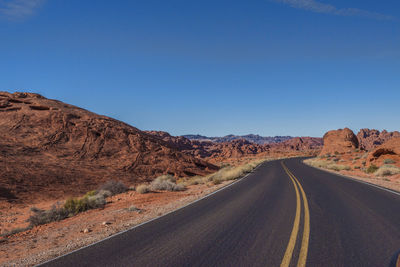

{"left": 383, "top": 159, "right": 396, "bottom": 164}
{"left": 366, "top": 164, "right": 379, "bottom": 174}
{"left": 207, "top": 159, "right": 266, "bottom": 185}
{"left": 136, "top": 184, "right": 150, "bottom": 194}
{"left": 304, "top": 158, "right": 350, "bottom": 171}
{"left": 98, "top": 180, "right": 128, "bottom": 195}
{"left": 135, "top": 175, "right": 185, "bottom": 194}
{"left": 28, "top": 205, "right": 69, "bottom": 227}
{"left": 375, "top": 165, "right": 400, "bottom": 177}
{"left": 150, "top": 175, "right": 185, "bottom": 192}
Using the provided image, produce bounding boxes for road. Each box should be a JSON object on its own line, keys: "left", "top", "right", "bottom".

{"left": 42, "top": 158, "right": 400, "bottom": 267}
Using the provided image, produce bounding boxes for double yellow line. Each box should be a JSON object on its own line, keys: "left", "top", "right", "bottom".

{"left": 280, "top": 161, "right": 310, "bottom": 267}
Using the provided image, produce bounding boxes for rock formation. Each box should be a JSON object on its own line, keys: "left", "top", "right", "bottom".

{"left": 0, "top": 92, "right": 217, "bottom": 203}
{"left": 367, "top": 137, "right": 400, "bottom": 166}
{"left": 357, "top": 129, "right": 400, "bottom": 151}
{"left": 320, "top": 128, "right": 359, "bottom": 155}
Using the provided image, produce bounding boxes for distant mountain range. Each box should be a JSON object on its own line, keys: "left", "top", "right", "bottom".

{"left": 182, "top": 134, "right": 293, "bottom": 145}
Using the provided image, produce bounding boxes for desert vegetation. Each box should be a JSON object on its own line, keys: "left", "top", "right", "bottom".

{"left": 375, "top": 165, "right": 400, "bottom": 177}
{"left": 27, "top": 180, "right": 128, "bottom": 227}
{"left": 305, "top": 157, "right": 400, "bottom": 179}
{"left": 304, "top": 158, "right": 351, "bottom": 171}
{"left": 136, "top": 159, "right": 268, "bottom": 193}
{"left": 12, "top": 159, "right": 269, "bottom": 233}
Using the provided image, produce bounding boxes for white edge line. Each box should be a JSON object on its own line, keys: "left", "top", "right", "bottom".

{"left": 301, "top": 159, "right": 400, "bottom": 197}
{"left": 37, "top": 160, "right": 271, "bottom": 266}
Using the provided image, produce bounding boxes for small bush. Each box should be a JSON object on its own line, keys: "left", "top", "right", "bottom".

{"left": 304, "top": 159, "right": 350, "bottom": 171}
{"left": 334, "top": 151, "right": 339, "bottom": 155}
{"left": 136, "top": 184, "right": 149, "bottom": 194}
{"left": 150, "top": 175, "right": 185, "bottom": 192}
{"left": 375, "top": 165, "right": 400, "bottom": 177}
{"left": 97, "top": 189, "right": 112, "bottom": 198}
{"left": 127, "top": 205, "right": 141, "bottom": 212}
{"left": 354, "top": 166, "right": 361, "bottom": 169}
{"left": 366, "top": 164, "right": 379, "bottom": 174}
{"left": 64, "top": 194, "right": 105, "bottom": 215}
{"left": 98, "top": 180, "right": 127, "bottom": 196}
{"left": 383, "top": 159, "right": 395, "bottom": 164}
{"left": 84, "top": 190, "right": 97, "bottom": 197}
{"left": 332, "top": 158, "right": 339, "bottom": 162}
{"left": 28, "top": 205, "right": 69, "bottom": 227}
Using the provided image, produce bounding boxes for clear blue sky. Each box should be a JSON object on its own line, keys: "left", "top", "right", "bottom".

{"left": 1, "top": 0, "right": 399, "bottom": 137}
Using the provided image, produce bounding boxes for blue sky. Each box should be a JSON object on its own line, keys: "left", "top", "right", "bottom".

{"left": 1, "top": 0, "right": 399, "bottom": 137}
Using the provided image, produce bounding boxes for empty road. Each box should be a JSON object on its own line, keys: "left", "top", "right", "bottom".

{"left": 42, "top": 158, "right": 400, "bottom": 267}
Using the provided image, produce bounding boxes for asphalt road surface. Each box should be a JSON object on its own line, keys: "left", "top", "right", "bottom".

{"left": 42, "top": 158, "right": 400, "bottom": 267}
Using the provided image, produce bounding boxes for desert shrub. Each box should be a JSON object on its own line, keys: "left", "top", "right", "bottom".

{"left": 366, "top": 164, "right": 379, "bottom": 174}
{"left": 355, "top": 149, "right": 360, "bottom": 152}
{"left": 334, "top": 151, "right": 339, "bottom": 155}
{"left": 28, "top": 205, "right": 69, "bottom": 227}
{"left": 212, "top": 178, "right": 222, "bottom": 185}
{"left": 1, "top": 227, "right": 31, "bottom": 237}
{"left": 98, "top": 180, "right": 127, "bottom": 196}
{"left": 127, "top": 205, "right": 141, "bottom": 212}
{"left": 207, "top": 160, "right": 265, "bottom": 184}
{"left": 304, "top": 159, "right": 350, "bottom": 171}
{"left": 84, "top": 190, "right": 97, "bottom": 198}
{"left": 182, "top": 176, "right": 206, "bottom": 186}
{"left": 383, "top": 159, "right": 395, "bottom": 164}
{"left": 328, "top": 164, "right": 351, "bottom": 171}
{"left": 332, "top": 158, "right": 339, "bottom": 162}
{"left": 150, "top": 175, "right": 185, "bottom": 192}
{"left": 64, "top": 194, "right": 105, "bottom": 215}
{"left": 96, "top": 189, "right": 112, "bottom": 198}
{"left": 354, "top": 166, "right": 361, "bottom": 169}
{"left": 354, "top": 156, "right": 361, "bottom": 160}
{"left": 136, "top": 184, "right": 150, "bottom": 194}
{"left": 375, "top": 165, "right": 400, "bottom": 177}
{"left": 362, "top": 161, "right": 366, "bottom": 166}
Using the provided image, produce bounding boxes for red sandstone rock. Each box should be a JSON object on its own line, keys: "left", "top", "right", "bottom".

{"left": 320, "top": 128, "right": 359, "bottom": 155}
{"left": 357, "top": 128, "right": 400, "bottom": 151}
{"left": 367, "top": 137, "right": 400, "bottom": 166}
{"left": 0, "top": 92, "right": 218, "bottom": 203}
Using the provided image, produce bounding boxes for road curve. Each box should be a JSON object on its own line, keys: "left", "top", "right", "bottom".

{"left": 41, "top": 158, "right": 400, "bottom": 267}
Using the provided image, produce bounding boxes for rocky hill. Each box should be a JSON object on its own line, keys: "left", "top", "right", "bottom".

{"left": 0, "top": 92, "right": 217, "bottom": 203}
{"left": 149, "top": 131, "right": 322, "bottom": 160}
{"left": 183, "top": 134, "right": 293, "bottom": 144}
{"left": 357, "top": 129, "right": 400, "bottom": 151}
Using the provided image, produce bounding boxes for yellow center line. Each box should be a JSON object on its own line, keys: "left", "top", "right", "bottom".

{"left": 286, "top": 166, "right": 310, "bottom": 267}
{"left": 280, "top": 161, "right": 311, "bottom": 267}
{"left": 280, "top": 162, "right": 302, "bottom": 267}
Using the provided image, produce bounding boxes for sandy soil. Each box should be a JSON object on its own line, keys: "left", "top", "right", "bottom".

{"left": 0, "top": 180, "right": 236, "bottom": 266}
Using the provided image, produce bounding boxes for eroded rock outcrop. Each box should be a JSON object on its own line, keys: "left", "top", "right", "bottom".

{"left": 0, "top": 92, "right": 218, "bottom": 203}
{"left": 367, "top": 137, "right": 400, "bottom": 166}
{"left": 357, "top": 128, "right": 400, "bottom": 151}
{"left": 320, "top": 128, "right": 358, "bottom": 155}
